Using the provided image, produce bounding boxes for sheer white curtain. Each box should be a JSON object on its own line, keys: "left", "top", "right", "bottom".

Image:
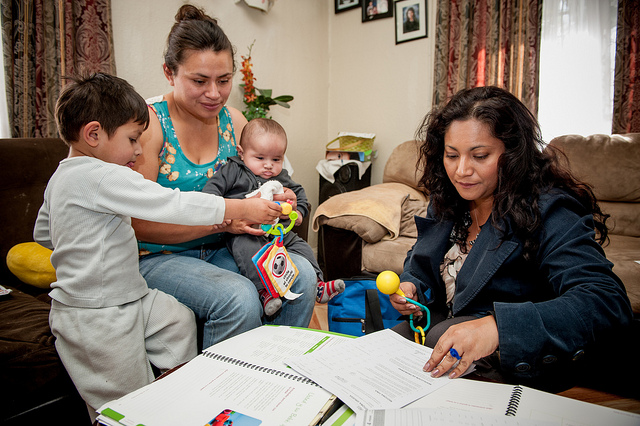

{"left": 0, "top": 30, "right": 10, "bottom": 138}
{"left": 538, "top": 0, "right": 617, "bottom": 142}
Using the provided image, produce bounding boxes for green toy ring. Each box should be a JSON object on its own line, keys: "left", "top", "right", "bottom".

{"left": 262, "top": 210, "right": 299, "bottom": 236}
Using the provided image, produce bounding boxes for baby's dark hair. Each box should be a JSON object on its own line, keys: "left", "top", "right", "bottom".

{"left": 240, "top": 118, "right": 288, "bottom": 149}
{"left": 55, "top": 73, "right": 149, "bottom": 145}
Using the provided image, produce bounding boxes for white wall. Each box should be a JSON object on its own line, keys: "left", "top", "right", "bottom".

{"left": 328, "top": 1, "right": 436, "bottom": 185}
{"left": 111, "top": 0, "right": 436, "bottom": 248}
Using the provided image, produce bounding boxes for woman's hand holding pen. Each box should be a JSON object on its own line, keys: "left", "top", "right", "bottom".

{"left": 389, "top": 282, "right": 423, "bottom": 317}
{"left": 423, "top": 315, "right": 499, "bottom": 379}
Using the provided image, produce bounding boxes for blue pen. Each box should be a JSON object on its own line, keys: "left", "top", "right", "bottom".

{"left": 449, "top": 348, "right": 461, "bottom": 360}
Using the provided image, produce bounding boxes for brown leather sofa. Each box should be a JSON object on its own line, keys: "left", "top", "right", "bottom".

{"left": 313, "top": 134, "right": 640, "bottom": 315}
{"left": 0, "top": 138, "right": 90, "bottom": 425}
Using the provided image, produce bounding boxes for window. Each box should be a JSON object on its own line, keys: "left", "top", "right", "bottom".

{"left": 538, "top": 0, "right": 617, "bottom": 142}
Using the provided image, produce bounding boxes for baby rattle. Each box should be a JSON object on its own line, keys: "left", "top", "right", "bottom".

{"left": 261, "top": 202, "right": 299, "bottom": 237}
{"left": 376, "top": 270, "right": 430, "bottom": 344}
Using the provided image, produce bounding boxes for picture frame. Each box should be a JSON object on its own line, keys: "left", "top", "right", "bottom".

{"left": 395, "top": 0, "right": 428, "bottom": 44}
{"left": 335, "top": 0, "right": 361, "bottom": 13}
{"left": 362, "top": 0, "right": 393, "bottom": 22}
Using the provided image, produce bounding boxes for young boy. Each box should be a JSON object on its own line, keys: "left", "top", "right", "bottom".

{"left": 202, "top": 118, "right": 344, "bottom": 316}
{"left": 33, "top": 73, "right": 281, "bottom": 420}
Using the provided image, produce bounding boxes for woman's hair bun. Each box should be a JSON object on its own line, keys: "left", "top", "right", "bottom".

{"left": 175, "top": 4, "right": 217, "bottom": 24}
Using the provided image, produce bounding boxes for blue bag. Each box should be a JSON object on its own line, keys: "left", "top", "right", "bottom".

{"left": 327, "top": 277, "right": 405, "bottom": 337}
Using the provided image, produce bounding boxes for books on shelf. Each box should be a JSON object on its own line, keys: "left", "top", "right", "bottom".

{"left": 96, "top": 325, "right": 353, "bottom": 426}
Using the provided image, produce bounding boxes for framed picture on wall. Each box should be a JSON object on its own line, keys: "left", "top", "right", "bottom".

{"left": 395, "top": 0, "right": 428, "bottom": 44}
{"left": 335, "top": 0, "right": 361, "bottom": 13}
{"left": 362, "top": 0, "right": 393, "bottom": 22}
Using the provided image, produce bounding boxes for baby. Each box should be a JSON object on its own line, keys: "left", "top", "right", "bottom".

{"left": 203, "top": 118, "right": 345, "bottom": 315}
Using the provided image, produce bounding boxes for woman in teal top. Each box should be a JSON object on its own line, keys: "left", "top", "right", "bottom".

{"left": 133, "top": 4, "right": 316, "bottom": 349}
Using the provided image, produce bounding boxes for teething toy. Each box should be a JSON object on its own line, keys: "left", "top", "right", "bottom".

{"left": 376, "top": 270, "right": 402, "bottom": 296}
{"left": 376, "top": 270, "right": 431, "bottom": 344}
{"left": 252, "top": 200, "right": 302, "bottom": 304}
{"left": 261, "top": 202, "right": 298, "bottom": 235}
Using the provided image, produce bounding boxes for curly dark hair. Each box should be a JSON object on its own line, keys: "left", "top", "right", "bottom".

{"left": 415, "top": 86, "right": 609, "bottom": 259}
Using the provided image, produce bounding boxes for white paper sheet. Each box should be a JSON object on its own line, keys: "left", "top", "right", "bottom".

{"left": 359, "top": 408, "right": 553, "bottom": 426}
{"left": 97, "top": 326, "right": 352, "bottom": 426}
{"left": 97, "top": 355, "right": 332, "bottom": 426}
{"left": 406, "top": 379, "right": 640, "bottom": 426}
{"left": 286, "top": 329, "right": 470, "bottom": 417}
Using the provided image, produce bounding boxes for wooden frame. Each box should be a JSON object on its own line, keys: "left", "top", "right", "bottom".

{"left": 335, "top": 0, "right": 361, "bottom": 13}
{"left": 395, "top": 0, "right": 428, "bottom": 44}
{"left": 362, "top": 0, "right": 393, "bottom": 22}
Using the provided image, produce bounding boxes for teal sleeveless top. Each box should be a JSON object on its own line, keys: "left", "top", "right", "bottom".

{"left": 138, "top": 99, "right": 238, "bottom": 255}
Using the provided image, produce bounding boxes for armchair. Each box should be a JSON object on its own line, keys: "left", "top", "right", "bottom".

{"left": 313, "top": 140, "right": 428, "bottom": 280}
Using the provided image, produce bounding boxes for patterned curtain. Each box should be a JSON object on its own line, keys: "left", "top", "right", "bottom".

{"left": 1, "top": 0, "right": 115, "bottom": 138}
{"left": 612, "top": 0, "right": 640, "bottom": 134}
{"left": 432, "top": 0, "right": 543, "bottom": 115}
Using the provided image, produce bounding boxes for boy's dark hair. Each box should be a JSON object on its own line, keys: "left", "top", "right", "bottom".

{"left": 55, "top": 73, "right": 149, "bottom": 145}
{"left": 240, "top": 118, "right": 288, "bottom": 148}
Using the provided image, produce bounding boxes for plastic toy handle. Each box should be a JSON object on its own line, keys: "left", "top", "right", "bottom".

{"left": 262, "top": 202, "right": 298, "bottom": 236}
{"left": 376, "top": 270, "right": 428, "bottom": 312}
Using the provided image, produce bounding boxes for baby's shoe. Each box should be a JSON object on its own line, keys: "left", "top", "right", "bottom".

{"left": 316, "top": 279, "right": 345, "bottom": 303}
{"left": 259, "top": 289, "right": 282, "bottom": 316}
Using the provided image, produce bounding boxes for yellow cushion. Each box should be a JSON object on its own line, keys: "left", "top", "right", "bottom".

{"left": 6, "top": 242, "right": 56, "bottom": 289}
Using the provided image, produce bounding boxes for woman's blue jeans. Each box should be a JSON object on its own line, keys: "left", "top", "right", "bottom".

{"left": 139, "top": 246, "right": 316, "bottom": 350}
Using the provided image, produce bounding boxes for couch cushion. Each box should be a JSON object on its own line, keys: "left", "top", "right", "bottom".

{"left": 400, "top": 199, "right": 428, "bottom": 238}
{"left": 382, "top": 140, "right": 425, "bottom": 190}
{"left": 549, "top": 133, "right": 640, "bottom": 202}
{"left": 599, "top": 201, "right": 640, "bottom": 238}
{"left": 362, "top": 237, "right": 416, "bottom": 275}
{"left": 0, "top": 286, "right": 80, "bottom": 418}
{"left": 604, "top": 234, "right": 640, "bottom": 314}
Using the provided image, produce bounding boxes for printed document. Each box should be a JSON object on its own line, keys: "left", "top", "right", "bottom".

{"left": 286, "top": 329, "right": 471, "bottom": 417}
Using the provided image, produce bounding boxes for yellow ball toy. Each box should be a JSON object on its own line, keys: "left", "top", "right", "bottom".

{"left": 280, "top": 202, "right": 292, "bottom": 215}
{"left": 376, "top": 270, "right": 405, "bottom": 296}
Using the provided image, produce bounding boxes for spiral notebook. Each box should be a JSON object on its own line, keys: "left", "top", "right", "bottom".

{"left": 405, "top": 379, "right": 640, "bottom": 426}
{"left": 96, "top": 326, "right": 353, "bottom": 426}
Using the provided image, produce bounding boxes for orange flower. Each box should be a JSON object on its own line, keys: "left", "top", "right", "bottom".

{"left": 241, "top": 54, "right": 257, "bottom": 103}
{"left": 239, "top": 41, "right": 293, "bottom": 121}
